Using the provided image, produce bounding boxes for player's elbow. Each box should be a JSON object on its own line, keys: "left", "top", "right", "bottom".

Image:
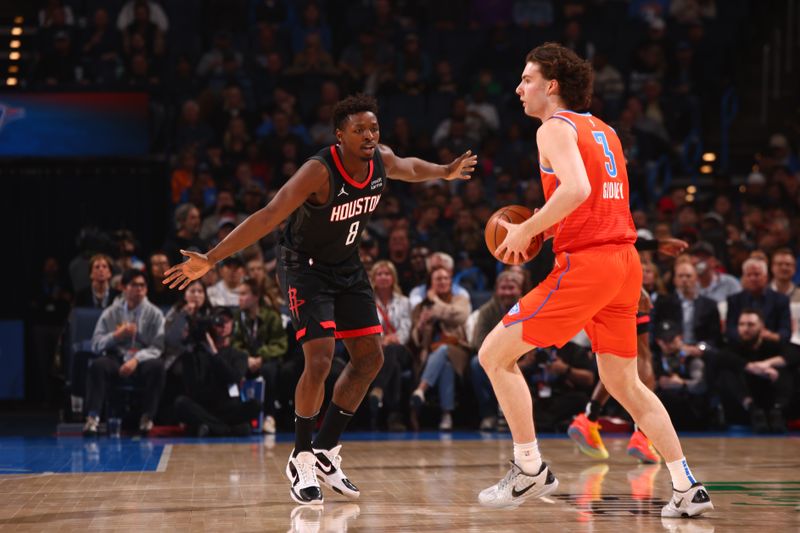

{"left": 576, "top": 182, "right": 592, "bottom": 201}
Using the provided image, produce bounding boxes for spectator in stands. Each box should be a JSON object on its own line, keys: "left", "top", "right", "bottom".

{"left": 80, "top": 7, "right": 122, "bottom": 84}
{"left": 529, "top": 343, "right": 596, "bottom": 432}
{"left": 290, "top": 1, "right": 332, "bottom": 54}
{"left": 207, "top": 256, "right": 245, "bottom": 307}
{"left": 175, "top": 100, "right": 214, "bottom": 151}
{"left": 113, "top": 229, "right": 145, "bottom": 272}
{"left": 726, "top": 257, "right": 791, "bottom": 344}
{"left": 37, "top": 30, "right": 78, "bottom": 86}
{"left": 715, "top": 309, "right": 798, "bottom": 432}
{"left": 122, "top": 1, "right": 165, "bottom": 60}
{"left": 593, "top": 51, "right": 625, "bottom": 117}
{"left": 409, "top": 266, "right": 471, "bottom": 431}
{"left": 163, "top": 203, "right": 205, "bottom": 266}
{"left": 386, "top": 227, "right": 413, "bottom": 293}
{"left": 409, "top": 252, "right": 470, "bottom": 309}
{"left": 285, "top": 32, "right": 338, "bottom": 77}
{"left": 653, "top": 320, "right": 710, "bottom": 430}
{"left": 369, "top": 261, "right": 413, "bottom": 431}
{"left": 175, "top": 307, "right": 260, "bottom": 437}
{"left": 196, "top": 31, "right": 242, "bottom": 80}
{"left": 39, "top": 0, "right": 75, "bottom": 27}
{"left": 770, "top": 248, "right": 800, "bottom": 303}
{"left": 410, "top": 203, "right": 452, "bottom": 257}
{"left": 308, "top": 104, "right": 337, "bottom": 148}
{"left": 147, "top": 252, "right": 179, "bottom": 308}
{"left": 163, "top": 279, "right": 212, "bottom": 370}
{"left": 233, "top": 279, "right": 288, "bottom": 434}
{"left": 117, "top": 0, "right": 168, "bottom": 33}
{"left": 689, "top": 241, "right": 742, "bottom": 303}
{"left": 85, "top": 269, "right": 166, "bottom": 436}
{"left": 75, "top": 254, "right": 119, "bottom": 309}
{"left": 469, "top": 270, "right": 525, "bottom": 430}
{"left": 654, "top": 261, "right": 722, "bottom": 352}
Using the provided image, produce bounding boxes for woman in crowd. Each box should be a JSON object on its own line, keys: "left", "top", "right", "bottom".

{"left": 369, "top": 260, "right": 413, "bottom": 431}
{"left": 409, "top": 266, "right": 470, "bottom": 431}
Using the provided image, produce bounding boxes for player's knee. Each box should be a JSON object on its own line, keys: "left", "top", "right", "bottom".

{"left": 356, "top": 349, "right": 383, "bottom": 377}
{"left": 304, "top": 353, "right": 333, "bottom": 381}
{"left": 477, "top": 345, "right": 495, "bottom": 373}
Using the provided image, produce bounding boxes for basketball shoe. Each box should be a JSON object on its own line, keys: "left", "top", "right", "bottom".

{"left": 286, "top": 451, "right": 324, "bottom": 505}
{"left": 568, "top": 413, "right": 609, "bottom": 460}
{"left": 478, "top": 461, "right": 559, "bottom": 508}
{"left": 661, "top": 482, "right": 714, "bottom": 518}
{"left": 626, "top": 430, "right": 661, "bottom": 464}
{"left": 313, "top": 445, "right": 360, "bottom": 499}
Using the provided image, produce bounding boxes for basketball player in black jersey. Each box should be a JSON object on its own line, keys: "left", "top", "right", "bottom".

{"left": 163, "top": 94, "right": 477, "bottom": 505}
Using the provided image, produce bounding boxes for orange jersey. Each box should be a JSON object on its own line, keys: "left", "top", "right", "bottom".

{"left": 539, "top": 110, "right": 637, "bottom": 254}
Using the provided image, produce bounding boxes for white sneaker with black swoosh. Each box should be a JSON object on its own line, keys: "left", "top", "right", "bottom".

{"left": 313, "top": 445, "right": 360, "bottom": 499}
{"left": 285, "top": 451, "right": 324, "bottom": 505}
{"left": 661, "top": 482, "right": 714, "bottom": 518}
{"left": 478, "top": 461, "right": 559, "bottom": 508}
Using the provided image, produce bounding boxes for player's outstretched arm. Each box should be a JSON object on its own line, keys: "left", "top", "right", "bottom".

{"left": 163, "top": 160, "right": 329, "bottom": 290}
{"left": 379, "top": 144, "right": 477, "bottom": 182}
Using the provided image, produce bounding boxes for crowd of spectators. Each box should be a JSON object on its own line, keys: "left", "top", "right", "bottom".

{"left": 25, "top": 0, "right": 800, "bottom": 435}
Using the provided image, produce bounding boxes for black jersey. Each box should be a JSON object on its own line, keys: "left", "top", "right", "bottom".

{"left": 280, "top": 145, "right": 387, "bottom": 265}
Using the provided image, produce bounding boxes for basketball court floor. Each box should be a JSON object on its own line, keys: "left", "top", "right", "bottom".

{"left": 0, "top": 432, "right": 797, "bottom": 531}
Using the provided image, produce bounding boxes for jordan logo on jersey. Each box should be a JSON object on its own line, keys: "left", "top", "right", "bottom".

{"left": 337, "top": 184, "right": 349, "bottom": 197}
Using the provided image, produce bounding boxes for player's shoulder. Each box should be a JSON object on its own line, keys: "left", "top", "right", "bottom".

{"left": 537, "top": 116, "right": 578, "bottom": 143}
{"left": 294, "top": 157, "right": 330, "bottom": 184}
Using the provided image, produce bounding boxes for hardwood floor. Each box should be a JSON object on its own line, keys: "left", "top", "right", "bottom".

{"left": 0, "top": 434, "right": 797, "bottom": 531}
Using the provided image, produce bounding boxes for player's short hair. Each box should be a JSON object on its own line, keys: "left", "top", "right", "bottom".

{"left": 525, "top": 42, "right": 594, "bottom": 110}
{"left": 333, "top": 93, "right": 379, "bottom": 130}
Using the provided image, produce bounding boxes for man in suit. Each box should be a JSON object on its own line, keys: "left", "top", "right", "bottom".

{"left": 726, "top": 257, "right": 791, "bottom": 344}
{"left": 654, "top": 261, "right": 721, "bottom": 356}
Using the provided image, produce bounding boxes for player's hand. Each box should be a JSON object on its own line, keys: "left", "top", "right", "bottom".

{"left": 495, "top": 219, "right": 534, "bottom": 265}
{"left": 657, "top": 238, "right": 689, "bottom": 257}
{"left": 163, "top": 250, "right": 213, "bottom": 290}
{"left": 444, "top": 150, "right": 477, "bottom": 181}
{"left": 119, "top": 358, "right": 138, "bottom": 378}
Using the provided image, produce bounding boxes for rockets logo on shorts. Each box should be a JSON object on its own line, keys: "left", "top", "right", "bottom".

{"left": 508, "top": 302, "right": 520, "bottom": 316}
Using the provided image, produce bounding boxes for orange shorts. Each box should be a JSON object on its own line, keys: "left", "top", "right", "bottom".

{"left": 502, "top": 243, "right": 642, "bottom": 357}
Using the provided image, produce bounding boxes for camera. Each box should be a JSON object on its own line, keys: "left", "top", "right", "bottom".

{"left": 188, "top": 307, "right": 233, "bottom": 342}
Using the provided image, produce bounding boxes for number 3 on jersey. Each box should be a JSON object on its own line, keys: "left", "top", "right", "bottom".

{"left": 592, "top": 131, "right": 618, "bottom": 178}
{"left": 345, "top": 221, "right": 360, "bottom": 245}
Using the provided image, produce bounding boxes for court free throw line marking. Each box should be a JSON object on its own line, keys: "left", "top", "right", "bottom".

{"left": 157, "top": 444, "right": 173, "bottom": 472}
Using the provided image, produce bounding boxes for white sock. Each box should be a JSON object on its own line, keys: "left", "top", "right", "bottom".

{"left": 666, "top": 457, "right": 697, "bottom": 492}
{"left": 513, "top": 440, "right": 542, "bottom": 474}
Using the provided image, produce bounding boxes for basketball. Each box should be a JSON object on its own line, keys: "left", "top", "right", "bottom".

{"left": 484, "top": 205, "right": 544, "bottom": 265}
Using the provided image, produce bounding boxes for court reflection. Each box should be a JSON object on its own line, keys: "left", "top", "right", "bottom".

{"left": 287, "top": 503, "right": 360, "bottom": 533}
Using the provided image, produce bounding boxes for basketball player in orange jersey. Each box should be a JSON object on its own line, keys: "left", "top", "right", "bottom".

{"left": 163, "top": 94, "right": 476, "bottom": 505}
{"left": 476, "top": 43, "right": 713, "bottom": 518}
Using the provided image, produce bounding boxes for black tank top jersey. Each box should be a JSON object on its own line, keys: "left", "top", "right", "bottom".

{"left": 280, "top": 145, "right": 387, "bottom": 265}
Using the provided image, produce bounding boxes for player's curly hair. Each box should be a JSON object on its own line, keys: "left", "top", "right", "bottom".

{"left": 526, "top": 42, "right": 594, "bottom": 110}
{"left": 332, "top": 93, "right": 379, "bottom": 130}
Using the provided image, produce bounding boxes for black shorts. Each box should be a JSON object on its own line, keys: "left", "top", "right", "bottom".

{"left": 276, "top": 246, "right": 382, "bottom": 344}
{"left": 636, "top": 311, "right": 650, "bottom": 335}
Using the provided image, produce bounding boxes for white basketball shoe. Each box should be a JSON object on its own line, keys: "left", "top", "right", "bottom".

{"left": 661, "top": 482, "right": 714, "bottom": 518}
{"left": 478, "top": 461, "right": 559, "bottom": 508}
{"left": 285, "top": 451, "right": 324, "bottom": 505}
{"left": 313, "top": 444, "right": 360, "bottom": 499}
